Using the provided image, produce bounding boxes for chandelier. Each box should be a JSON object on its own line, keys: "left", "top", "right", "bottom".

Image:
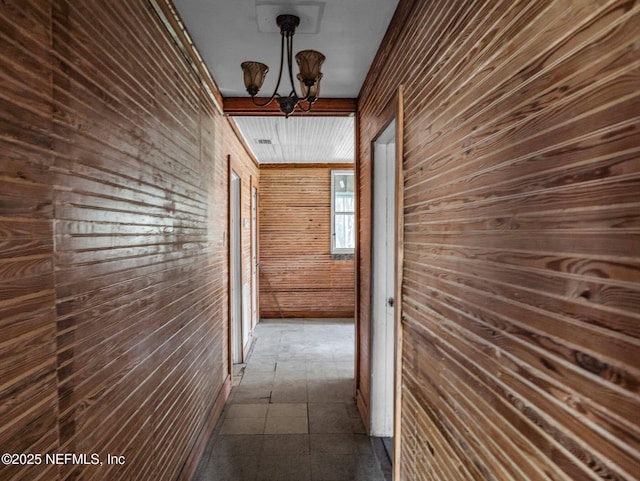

{"left": 241, "top": 15, "right": 325, "bottom": 117}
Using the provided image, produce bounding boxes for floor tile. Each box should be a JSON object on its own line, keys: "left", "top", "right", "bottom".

{"left": 225, "top": 404, "right": 269, "bottom": 419}
{"left": 257, "top": 455, "right": 312, "bottom": 481}
{"left": 264, "top": 415, "right": 309, "bottom": 434}
{"left": 194, "top": 319, "right": 388, "bottom": 481}
{"left": 219, "top": 417, "right": 266, "bottom": 435}
{"left": 350, "top": 415, "right": 366, "bottom": 434}
{"left": 310, "top": 433, "right": 358, "bottom": 454}
{"left": 268, "top": 403, "right": 308, "bottom": 418}
{"left": 310, "top": 453, "right": 358, "bottom": 481}
{"left": 262, "top": 434, "right": 310, "bottom": 456}
{"left": 244, "top": 361, "right": 277, "bottom": 372}
{"left": 229, "top": 385, "right": 272, "bottom": 404}
{"left": 196, "top": 455, "right": 260, "bottom": 481}
{"left": 308, "top": 403, "right": 353, "bottom": 434}
{"left": 210, "top": 435, "right": 264, "bottom": 457}
{"left": 270, "top": 386, "right": 308, "bottom": 403}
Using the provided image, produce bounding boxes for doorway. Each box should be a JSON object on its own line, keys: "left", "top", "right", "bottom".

{"left": 230, "top": 170, "right": 243, "bottom": 364}
{"left": 370, "top": 120, "right": 397, "bottom": 437}
{"left": 251, "top": 183, "right": 258, "bottom": 330}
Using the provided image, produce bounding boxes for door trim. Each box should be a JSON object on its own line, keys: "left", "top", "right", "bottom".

{"left": 358, "top": 86, "right": 404, "bottom": 478}
{"left": 250, "top": 177, "right": 259, "bottom": 329}
{"left": 392, "top": 85, "right": 404, "bottom": 481}
{"left": 229, "top": 166, "right": 243, "bottom": 367}
{"left": 370, "top": 119, "right": 396, "bottom": 436}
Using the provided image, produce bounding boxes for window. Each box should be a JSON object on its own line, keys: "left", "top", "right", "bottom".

{"left": 331, "top": 170, "right": 355, "bottom": 254}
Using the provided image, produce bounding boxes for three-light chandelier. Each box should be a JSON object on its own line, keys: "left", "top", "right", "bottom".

{"left": 240, "top": 14, "right": 325, "bottom": 117}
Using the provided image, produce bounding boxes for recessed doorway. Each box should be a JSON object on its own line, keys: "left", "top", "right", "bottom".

{"left": 370, "top": 119, "right": 397, "bottom": 437}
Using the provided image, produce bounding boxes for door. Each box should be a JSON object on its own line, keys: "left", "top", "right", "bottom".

{"left": 230, "top": 171, "right": 243, "bottom": 364}
{"left": 251, "top": 185, "right": 258, "bottom": 329}
{"left": 370, "top": 120, "right": 396, "bottom": 436}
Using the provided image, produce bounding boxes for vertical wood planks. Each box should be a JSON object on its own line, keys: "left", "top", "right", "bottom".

{"left": 357, "top": 0, "right": 640, "bottom": 480}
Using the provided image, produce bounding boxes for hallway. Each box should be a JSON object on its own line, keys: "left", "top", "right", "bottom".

{"left": 193, "top": 319, "right": 386, "bottom": 481}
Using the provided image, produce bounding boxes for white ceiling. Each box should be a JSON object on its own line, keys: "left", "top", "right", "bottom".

{"left": 171, "top": 0, "right": 399, "bottom": 163}
{"left": 234, "top": 116, "right": 354, "bottom": 163}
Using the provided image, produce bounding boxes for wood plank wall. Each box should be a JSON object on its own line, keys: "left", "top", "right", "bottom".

{"left": 0, "top": 3, "right": 59, "bottom": 481}
{"left": 0, "top": 2, "right": 256, "bottom": 480}
{"left": 357, "top": 0, "right": 640, "bottom": 480}
{"left": 259, "top": 165, "right": 355, "bottom": 318}
{"left": 228, "top": 126, "right": 261, "bottom": 346}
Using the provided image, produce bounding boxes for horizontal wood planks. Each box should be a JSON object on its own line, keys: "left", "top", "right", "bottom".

{"left": 0, "top": 3, "right": 59, "bottom": 481}
{"left": 0, "top": 1, "right": 253, "bottom": 481}
{"left": 259, "top": 166, "right": 355, "bottom": 318}
{"left": 223, "top": 97, "right": 357, "bottom": 116}
{"left": 357, "top": 0, "right": 640, "bottom": 480}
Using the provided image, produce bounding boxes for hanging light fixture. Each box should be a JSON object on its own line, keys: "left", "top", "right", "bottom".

{"left": 241, "top": 14, "right": 325, "bottom": 117}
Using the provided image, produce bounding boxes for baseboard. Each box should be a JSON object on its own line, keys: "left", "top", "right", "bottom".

{"left": 260, "top": 310, "right": 355, "bottom": 319}
{"left": 177, "top": 375, "right": 231, "bottom": 481}
{"left": 356, "top": 388, "right": 370, "bottom": 435}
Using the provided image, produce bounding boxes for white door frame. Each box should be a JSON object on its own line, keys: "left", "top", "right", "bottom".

{"left": 363, "top": 86, "right": 404, "bottom": 480}
{"left": 230, "top": 170, "right": 243, "bottom": 364}
{"left": 370, "top": 120, "right": 396, "bottom": 436}
{"left": 251, "top": 183, "right": 258, "bottom": 329}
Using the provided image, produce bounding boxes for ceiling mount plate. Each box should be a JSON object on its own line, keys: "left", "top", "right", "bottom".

{"left": 256, "top": 2, "right": 325, "bottom": 34}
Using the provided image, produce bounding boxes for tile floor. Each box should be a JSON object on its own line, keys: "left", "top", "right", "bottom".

{"left": 193, "top": 318, "right": 387, "bottom": 481}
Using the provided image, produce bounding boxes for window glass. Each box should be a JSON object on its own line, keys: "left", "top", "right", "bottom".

{"left": 332, "top": 170, "right": 355, "bottom": 254}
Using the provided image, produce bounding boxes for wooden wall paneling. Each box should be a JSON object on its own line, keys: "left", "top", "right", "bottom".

{"left": 259, "top": 166, "right": 355, "bottom": 318}
{"left": 173, "top": 101, "right": 232, "bottom": 481}
{"left": 1, "top": 1, "right": 252, "bottom": 480}
{"left": 354, "top": 106, "right": 372, "bottom": 422}
{"left": 357, "top": 0, "right": 640, "bottom": 480}
{"left": 0, "top": 2, "right": 59, "bottom": 481}
{"left": 148, "top": 0, "right": 224, "bottom": 115}
{"left": 227, "top": 120, "right": 261, "bottom": 356}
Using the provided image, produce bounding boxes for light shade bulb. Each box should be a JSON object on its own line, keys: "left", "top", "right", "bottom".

{"left": 241, "top": 61, "right": 269, "bottom": 96}
{"left": 295, "top": 50, "right": 325, "bottom": 89}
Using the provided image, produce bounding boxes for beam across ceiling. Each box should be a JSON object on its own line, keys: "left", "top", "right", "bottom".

{"left": 223, "top": 97, "right": 357, "bottom": 116}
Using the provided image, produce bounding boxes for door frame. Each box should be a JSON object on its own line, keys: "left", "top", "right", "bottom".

{"left": 359, "top": 86, "right": 404, "bottom": 478}
{"left": 391, "top": 86, "right": 404, "bottom": 481}
{"left": 250, "top": 177, "right": 259, "bottom": 330}
{"left": 229, "top": 166, "right": 243, "bottom": 366}
{"left": 370, "top": 118, "right": 397, "bottom": 436}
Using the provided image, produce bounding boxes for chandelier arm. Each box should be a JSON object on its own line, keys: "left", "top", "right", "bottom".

{"left": 295, "top": 98, "right": 315, "bottom": 112}
{"left": 249, "top": 32, "right": 287, "bottom": 107}
{"left": 241, "top": 14, "right": 321, "bottom": 116}
{"left": 249, "top": 96, "right": 276, "bottom": 108}
{"left": 286, "top": 34, "right": 303, "bottom": 101}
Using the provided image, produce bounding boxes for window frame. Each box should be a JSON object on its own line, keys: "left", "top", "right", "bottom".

{"left": 330, "top": 169, "right": 355, "bottom": 255}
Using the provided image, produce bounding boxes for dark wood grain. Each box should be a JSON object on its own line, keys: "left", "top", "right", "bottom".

{"left": 0, "top": 3, "right": 58, "bottom": 481}
{"left": 0, "top": 1, "right": 256, "bottom": 481}
{"left": 357, "top": 0, "right": 640, "bottom": 480}
{"left": 223, "top": 97, "right": 357, "bottom": 116}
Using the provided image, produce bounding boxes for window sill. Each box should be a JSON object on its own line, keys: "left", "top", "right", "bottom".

{"left": 331, "top": 253, "right": 354, "bottom": 261}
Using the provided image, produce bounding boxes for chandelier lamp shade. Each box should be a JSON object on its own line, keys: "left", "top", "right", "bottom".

{"left": 241, "top": 15, "right": 325, "bottom": 117}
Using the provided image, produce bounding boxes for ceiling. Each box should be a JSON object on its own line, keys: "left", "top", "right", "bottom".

{"left": 171, "top": 0, "right": 399, "bottom": 164}
{"left": 234, "top": 116, "right": 354, "bottom": 164}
